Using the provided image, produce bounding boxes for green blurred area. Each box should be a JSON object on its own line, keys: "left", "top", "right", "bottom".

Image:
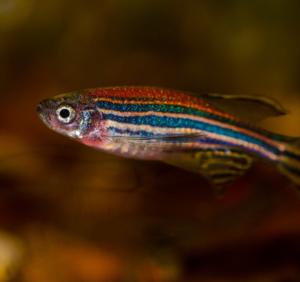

{"left": 1, "top": 0, "right": 300, "bottom": 281}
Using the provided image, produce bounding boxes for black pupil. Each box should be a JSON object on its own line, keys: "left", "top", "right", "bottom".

{"left": 60, "top": 109, "right": 70, "bottom": 118}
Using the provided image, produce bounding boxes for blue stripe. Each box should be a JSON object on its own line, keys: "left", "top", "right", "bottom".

{"left": 107, "top": 126, "right": 155, "bottom": 137}
{"left": 98, "top": 100, "right": 237, "bottom": 123}
{"left": 104, "top": 113, "right": 280, "bottom": 157}
{"left": 97, "top": 101, "right": 289, "bottom": 142}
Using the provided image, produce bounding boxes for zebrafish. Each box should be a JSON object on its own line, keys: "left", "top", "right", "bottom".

{"left": 36, "top": 87, "right": 300, "bottom": 194}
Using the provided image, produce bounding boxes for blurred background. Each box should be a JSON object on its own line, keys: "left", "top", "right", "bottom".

{"left": 1, "top": 0, "right": 300, "bottom": 281}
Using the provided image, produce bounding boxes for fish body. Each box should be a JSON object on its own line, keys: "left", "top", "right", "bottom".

{"left": 37, "top": 87, "right": 300, "bottom": 193}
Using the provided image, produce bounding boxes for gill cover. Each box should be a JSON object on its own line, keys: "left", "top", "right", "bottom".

{"left": 75, "top": 104, "right": 103, "bottom": 138}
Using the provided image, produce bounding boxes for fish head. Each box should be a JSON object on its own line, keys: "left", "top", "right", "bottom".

{"left": 36, "top": 91, "right": 104, "bottom": 139}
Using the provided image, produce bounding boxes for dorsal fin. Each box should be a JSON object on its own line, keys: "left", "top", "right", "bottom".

{"left": 164, "top": 148, "right": 254, "bottom": 195}
{"left": 201, "top": 93, "right": 289, "bottom": 123}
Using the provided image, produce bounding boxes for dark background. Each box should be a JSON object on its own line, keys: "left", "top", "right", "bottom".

{"left": 1, "top": 0, "right": 300, "bottom": 281}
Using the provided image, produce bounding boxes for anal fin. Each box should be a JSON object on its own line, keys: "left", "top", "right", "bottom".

{"left": 164, "top": 148, "right": 254, "bottom": 195}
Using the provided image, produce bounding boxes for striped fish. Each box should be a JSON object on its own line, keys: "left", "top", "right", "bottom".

{"left": 36, "top": 87, "right": 300, "bottom": 194}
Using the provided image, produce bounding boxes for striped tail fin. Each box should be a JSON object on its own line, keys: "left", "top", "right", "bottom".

{"left": 277, "top": 139, "right": 300, "bottom": 190}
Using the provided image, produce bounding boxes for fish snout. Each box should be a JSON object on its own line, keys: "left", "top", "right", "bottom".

{"left": 36, "top": 103, "right": 44, "bottom": 114}
{"left": 36, "top": 101, "right": 49, "bottom": 124}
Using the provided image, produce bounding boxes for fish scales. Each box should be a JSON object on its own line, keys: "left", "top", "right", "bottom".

{"left": 90, "top": 87, "right": 280, "bottom": 160}
{"left": 37, "top": 86, "right": 300, "bottom": 194}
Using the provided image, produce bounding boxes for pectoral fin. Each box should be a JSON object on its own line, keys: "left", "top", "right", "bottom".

{"left": 201, "top": 93, "right": 289, "bottom": 123}
{"left": 164, "top": 148, "right": 254, "bottom": 195}
{"left": 103, "top": 132, "right": 205, "bottom": 150}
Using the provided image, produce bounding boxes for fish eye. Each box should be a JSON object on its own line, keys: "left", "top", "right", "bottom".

{"left": 56, "top": 105, "right": 76, "bottom": 123}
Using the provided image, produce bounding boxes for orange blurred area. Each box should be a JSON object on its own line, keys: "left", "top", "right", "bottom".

{"left": 1, "top": 0, "right": 300, "bottom": 281}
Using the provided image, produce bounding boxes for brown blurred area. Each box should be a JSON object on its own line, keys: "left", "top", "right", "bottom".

{"left": 1, "top": 0, "right": 300, "bottom": 281}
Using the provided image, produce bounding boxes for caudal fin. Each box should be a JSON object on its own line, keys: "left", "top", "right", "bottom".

{"left": 277, "top": 139, "right": 300, "bottom": 190}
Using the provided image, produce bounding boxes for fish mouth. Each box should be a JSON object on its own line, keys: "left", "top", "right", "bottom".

{"left": 36, "top": 102, "right": 48, "bottom": 124}
{"left": 36, "top": 103, "right": 43, "bottom": 114}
